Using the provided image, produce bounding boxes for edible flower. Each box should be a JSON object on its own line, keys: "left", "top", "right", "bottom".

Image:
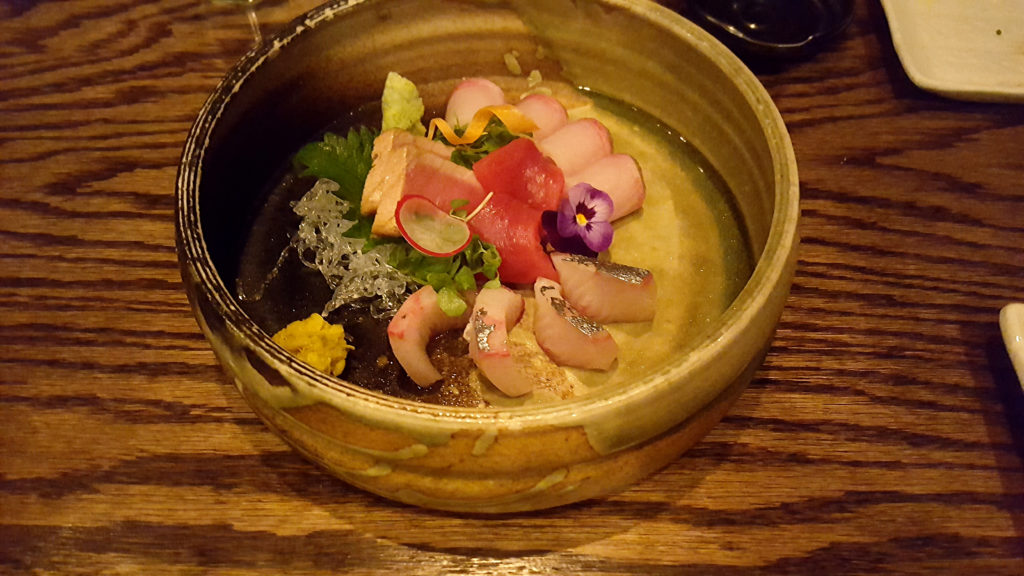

{"left": 542, "top": 183, "right": 614, "bottom": 257}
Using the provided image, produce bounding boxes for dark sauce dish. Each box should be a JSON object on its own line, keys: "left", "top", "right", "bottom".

{"left": 685, "top": 0, "right": 854, "bottom": 61}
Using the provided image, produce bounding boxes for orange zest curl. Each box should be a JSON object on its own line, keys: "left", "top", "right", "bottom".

{"left": 427, "top": 105, "right": 539, "bottom": 145}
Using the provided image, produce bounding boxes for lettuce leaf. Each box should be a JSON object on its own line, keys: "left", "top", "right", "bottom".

{"left": 388, "top": 237, "right": 501, "bottom": 316}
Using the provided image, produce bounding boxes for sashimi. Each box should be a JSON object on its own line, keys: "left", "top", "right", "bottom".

{"left": 533, "top": 278, "right": 617, "bottom": 370}
{"left": 550, "top": 253, "right": 656, "bottom": 323}
{"left": 445, "top": 77, "right": 506, "bottom": 127}
{"left": 469, "top": 193, "right": 556, "bottom": 284}
{"left": 565, "top": 154, "right": 645, "bottom": 221}
{"left": 387, "top": 285, "right": 471, "bottom": 387}
{"left": 514, "top": 93, "right": 568, "bottom": 140}
{"left": 404, "top": 153, "right": 488, "bottom": 216}
{"left": 362, "top": 129, "right": 450, "bottom": 216}
{"left": 463, "top": 286, "right": 533, "bottom": 396}
{"left": 369, "top": 152, "right": 487, "bottom": 237}
{"left": 472, "top": 138, "right": 564, "bottom": 211}
{"left": 286, "top": 73, "right": 661, "bottom": 401}
{"left": 537, "top": 118, "right": 613, "bottom": 176}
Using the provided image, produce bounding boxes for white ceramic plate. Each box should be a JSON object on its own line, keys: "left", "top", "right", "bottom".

{"left": 1002, "top": 303, "right": 1024, "bottom": 388}
{"left": 880, "top": 0, "right": 1024, "bottom": 103}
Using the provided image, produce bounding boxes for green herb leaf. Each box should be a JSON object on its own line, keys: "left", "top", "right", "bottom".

{"left": 452, "top": 266, "right": 477, "bottom": 292}
{"left": 388, "top": 236, "right": 502, "bottom": 316}
{"left": 436, "top": 286, "right": 468, "bottom": 317}
{"left": 449, "top": 198, "right": 471, "bottom": 219}
{"left": 443, "top": 118, "right": 521, "bottom": 169}
{"left": 294, "top": 126, "right": 378, "bottom": 238}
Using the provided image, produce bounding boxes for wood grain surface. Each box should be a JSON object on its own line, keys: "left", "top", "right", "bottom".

{"left": 2, "top": 0, "right": 1023, "bottom": 573}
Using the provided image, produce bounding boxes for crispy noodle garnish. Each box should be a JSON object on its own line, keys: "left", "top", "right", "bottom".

{"left": 292, "top": 178, "right": 412, "bottom": 318}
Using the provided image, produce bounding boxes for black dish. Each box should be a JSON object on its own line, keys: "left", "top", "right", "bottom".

{"left": 685, "top": 0, "right": 854, "bottom": 61}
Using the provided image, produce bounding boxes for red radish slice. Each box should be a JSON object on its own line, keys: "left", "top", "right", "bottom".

{"left": 395, "top": 195, "right": 472, "bottom": 257}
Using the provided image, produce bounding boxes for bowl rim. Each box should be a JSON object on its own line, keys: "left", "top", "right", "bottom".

{"left": 176, "top": 0, "right": 799, "bottom": 430}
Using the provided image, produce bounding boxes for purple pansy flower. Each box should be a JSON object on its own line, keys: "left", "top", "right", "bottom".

{"left": 542, "top": 183, "right": 614, "bottom": 256}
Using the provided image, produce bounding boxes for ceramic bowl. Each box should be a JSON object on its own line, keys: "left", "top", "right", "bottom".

{"left": 176, "top": 0, "right": 799, "bottom": 513}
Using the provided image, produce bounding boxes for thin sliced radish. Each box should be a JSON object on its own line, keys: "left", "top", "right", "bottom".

{"left": 395, "top": 195, "right": 472, "bottom": 257}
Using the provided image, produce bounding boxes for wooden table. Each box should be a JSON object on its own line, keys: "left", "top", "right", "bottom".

{"left": 2, "top": 1, "right": 1022, "bottom": 573}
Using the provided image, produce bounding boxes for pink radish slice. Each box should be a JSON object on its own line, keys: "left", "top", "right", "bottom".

{"left": 445, "top": 78, "right": 506, "bottom": 127}
{"left": 537, "top": 118, "right": 613, "bottom": 176}
{"left": 395, "top": 195, "right": 472, "bottom": 257}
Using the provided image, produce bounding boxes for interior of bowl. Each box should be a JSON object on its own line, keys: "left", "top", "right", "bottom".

{"left": 178, "top": 0, "right": 797, "bottom": 436}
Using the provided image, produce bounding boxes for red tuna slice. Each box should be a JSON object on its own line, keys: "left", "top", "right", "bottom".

{"left": 565, "top": 154, "right": 646, "bottom": 221}
{"left": 537, "top": 118, "right": 613, "bottom": 176}
{"left": 533, "top": 277, "right": 617, "bottom": 370}
{"left": 404, "top": 153, "right": 488, "bottom": 214}
{"left": 388, "top": 285, "right": 471, "bottom": 387}
{"left": 469, "top": 193, "right": 557, "bottom": 285}
{"left": 550, "top": 252, "right": 656, "bottom": 323}
{"left": 514, "top": 94, "right": 568, "bottom": 140}
{"left": 472, "top": 138, "right": 564, "bottom": 212}
{"left": 462, "top": 286, "right": 533, "bottom": 396}
{"left": 445, "top": 77, "right": 506, "bottom": 127}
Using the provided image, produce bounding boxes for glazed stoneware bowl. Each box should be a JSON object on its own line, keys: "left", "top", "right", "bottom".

{"left": 176, "top": 0, "right": 799, "bottom": 513}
